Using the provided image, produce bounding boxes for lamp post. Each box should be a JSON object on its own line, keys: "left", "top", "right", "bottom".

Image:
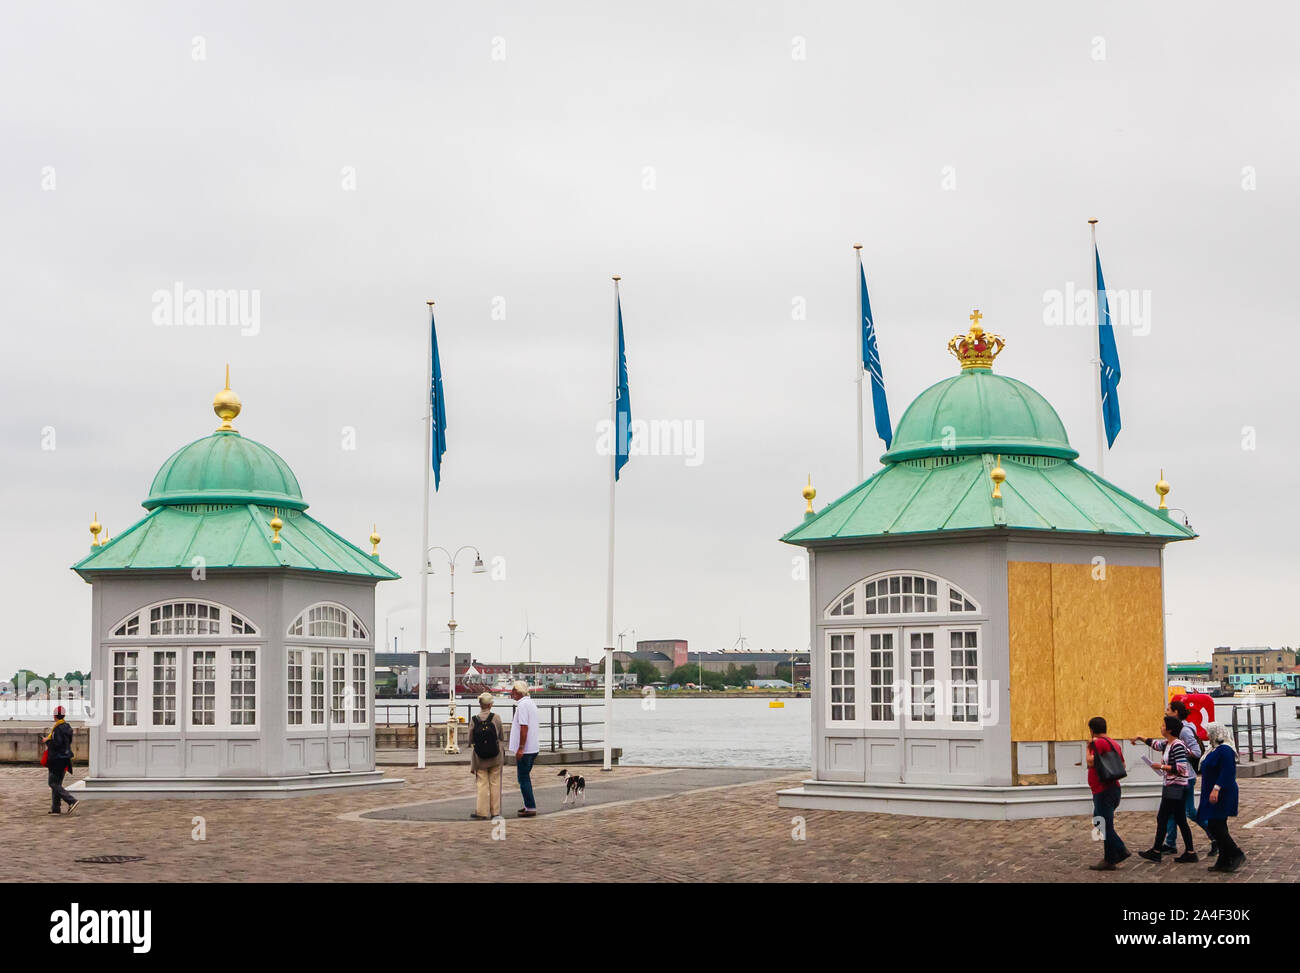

{"left": 427, "top": 545, "right": 486, "bottom": 754}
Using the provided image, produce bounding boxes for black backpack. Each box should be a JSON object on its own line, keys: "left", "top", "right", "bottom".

{"left": 471, "top": 714, "right": 499, "bottom": 760}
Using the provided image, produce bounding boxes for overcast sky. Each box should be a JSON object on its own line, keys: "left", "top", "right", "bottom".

{"left": 2, "top": 1, "right": 1296, "bottom": 677}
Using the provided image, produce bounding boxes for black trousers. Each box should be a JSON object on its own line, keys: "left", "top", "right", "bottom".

{"left": 1204, "top": 818, "right": 1240, "bottom": 862}
{"left": 1153, "top": 794, "right": 1194, "bottom": 852}
{"left": 48, "top": 761, "right": 76, "bottom": 811}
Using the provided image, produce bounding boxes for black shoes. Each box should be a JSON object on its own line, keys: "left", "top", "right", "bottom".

{"left": 1137, "top": 848, "right": 1162, "bottom": 863}
{"left": 65, "top": 801, "right": 78, "bottom": 815}
{"left": 1173, "top": 851, "right": 1198, "bottom": 863}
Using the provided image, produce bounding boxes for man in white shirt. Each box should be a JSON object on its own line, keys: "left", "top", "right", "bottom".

{"left": 509, "top": 681, "right": 541, "bottom": 816}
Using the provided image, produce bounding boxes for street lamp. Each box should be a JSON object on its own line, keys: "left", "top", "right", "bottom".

{"left": 427, "top": 545, "right": 485, "bottom": 755}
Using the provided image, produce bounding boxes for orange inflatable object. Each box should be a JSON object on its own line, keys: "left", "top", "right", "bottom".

{"left": 1170, "top": 692, "right": 1213, "bottom": 741}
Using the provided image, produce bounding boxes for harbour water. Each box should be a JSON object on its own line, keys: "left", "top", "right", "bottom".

{"left": 8, "top": 695, "right": 1298, "bottom": 776}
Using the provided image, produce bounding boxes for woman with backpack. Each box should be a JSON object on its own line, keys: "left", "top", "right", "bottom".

{"left": 469, "top": 692, "right": 505, "bottom": 820}
{"left": 1085, "top": 716, "right": 1129, "bottom": 871}
{"left": 1197, "top": 722, "right": 1245, "bottom": 873}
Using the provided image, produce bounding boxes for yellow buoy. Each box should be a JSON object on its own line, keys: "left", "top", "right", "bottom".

{"left": 769, "top": 700, "right": 784, "bottom": 709}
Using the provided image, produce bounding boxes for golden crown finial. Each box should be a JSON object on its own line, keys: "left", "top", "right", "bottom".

{"left": 213, "top": 364, "right": 242, "bottom": 432}
{"left": 948, "top": 311, "right": 1006, "bottom": 370}
{"left": 802, "top": 474, "right": 817, "bottom": 514}
{"left": 270, "top": 508, "right": 283, "bottom": 545}
{"left": 990, "top": 456, "right": 1007, "bottom": 500}
{"left": 89, "top": 512, "right": 102, "bottom": 548}
{"left": 1155, "top": 469, "right": 1170, "bottom": 510}
{"left": 369, "top": 524, "right": 381, "bottom": 557}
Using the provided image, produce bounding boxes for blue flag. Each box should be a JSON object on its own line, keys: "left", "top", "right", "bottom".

{"left": 1094, "top": 245, "right": 1122, "bottom": 448}
{"left": 615, "top": 294, "right": 632, "bottom": 481}
{"left": 860, "top": 264, "right": 893, "bottom": 447}
{"left": 430, "top": 309, "right": 448, "bottom": 490}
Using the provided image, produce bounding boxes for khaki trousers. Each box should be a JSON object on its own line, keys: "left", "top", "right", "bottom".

{"left": 475, "top": 765, "right": 502, "bottom": 818}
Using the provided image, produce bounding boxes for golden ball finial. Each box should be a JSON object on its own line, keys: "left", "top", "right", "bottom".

{"left": 89, "top": 512, "right": 102, "bottom": 548}
{"left": 802, "top": 474, "right": 817, "bottom": 514}
{"left": 369, "top": 524, "right": 381, "bottom": 557}
{"left": 990, "top": 456, "right": 1007, "bottom": 500}
{"left": 1155, "top": 469, "right": 1170, "bottom": 510}
{"left": 213, "top": 363, "right": 241, "bottom": 432}
{"left": 270, "top": 509, "right": 283, "bottom": 545}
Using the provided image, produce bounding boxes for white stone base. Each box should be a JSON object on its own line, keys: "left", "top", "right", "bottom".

{"left": 68, "top": 770, "right": 404, "bottom": 800}
{"left": 777, "top": 778, "right": 1164, "bottom": 820}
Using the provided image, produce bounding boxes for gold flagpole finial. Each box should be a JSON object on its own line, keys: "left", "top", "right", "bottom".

{"left": 90, "top": 512, "right": 102, "bottom": 549}
{"left": 369, "top": 524, "right": 381, "bottom": 557}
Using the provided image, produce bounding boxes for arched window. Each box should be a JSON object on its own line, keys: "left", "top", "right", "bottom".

{"left": 823, "top": 572, "right": 980, "bottom": 619}
{"left": 287, "top": 603, "right": 369, "bottom": 641}
{"left": 110, "top": 600, "right": 258, "bottom": 637}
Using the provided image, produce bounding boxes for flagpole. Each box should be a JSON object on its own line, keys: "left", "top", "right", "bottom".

{"left": 1088, "top": 219, "right": 1105, "bottom": 477}
{"left": 854, "top": 244, "right": 865, "bottom": 484}
{"left": 417, "top": 300, "right": 433, "bottom": 770}
{"left": 603, "top": 276, "right": 620, "bottom": 772}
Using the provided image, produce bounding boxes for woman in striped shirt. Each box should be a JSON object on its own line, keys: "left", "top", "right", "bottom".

{"left": 1137, "top": 715, "right": 1198, "bottom": 863}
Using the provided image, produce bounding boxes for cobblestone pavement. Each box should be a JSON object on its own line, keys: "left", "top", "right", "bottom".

{"left": 2, "top": 766, "right": 1297, "bottom": 883}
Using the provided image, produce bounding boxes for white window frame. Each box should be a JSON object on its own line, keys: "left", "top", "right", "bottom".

{"left": 865, "top": 629, "right": 898, "bottom": 727}
{"left": 350, "top": 649, "right": 369, "bottom": 728}
{"left": 149, "top": 648, "right": 180, "bottom": 730}
{"left": 184, "top": 646, "right": 260, "bottom": 732}
{"left": 111, "top": 649, "right": 140, "bottom": 728}
{"left": 903, "top": 627, "right": 939, "bottom": 726}
{"left": 824, "top": 630, "right": 860, "bottom": 728}
{"left": 287, "top": 648, "right": 305, "bottom": 727}
{"left": 108, "top": 600, "right": 259, "bottom": 638}
{"left": 287, "top": 602, "right": 370, "bottom": 641}
{"left": 946, "top": 627, "right": 982, "bottom": 725}
{"left": 308, "top": 649, "right": 327, "bottom": 728}
{"left": 822, "top": 571, "right": 981, "bottom": 620}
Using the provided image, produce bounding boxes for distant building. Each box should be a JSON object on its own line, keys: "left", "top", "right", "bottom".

{"left": 611, "top": 640, "right": 687, "bottom": 676}
{"left": 375, "top": 651, "right": 472, "bottom": 695}
{"left": 1210, "top": 646, "right": 1295, "bottom": 681}
{"left": 632, "top": 639, "right": 689, "bottom": 671}
{"left": 690, "top": 650, "right": 809, "bottom": 679}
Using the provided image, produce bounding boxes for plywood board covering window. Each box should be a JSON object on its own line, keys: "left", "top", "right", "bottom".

{"left": 1008, "top": 561, "right": 1164, "bottom": 742}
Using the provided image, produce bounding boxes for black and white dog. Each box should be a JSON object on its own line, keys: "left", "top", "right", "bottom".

{"left": 557, "top": 769, "right": 586, "bottom": 804}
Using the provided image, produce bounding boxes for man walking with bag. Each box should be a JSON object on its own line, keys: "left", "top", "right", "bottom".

{"left": 43, "top": 705, "right": 78, "bottom": 816}
{"left": 1085, "top": 716, "right": 1129, "bottom": 871}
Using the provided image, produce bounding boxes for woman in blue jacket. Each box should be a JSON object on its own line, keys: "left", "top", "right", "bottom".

{"left": 1197, "top": 722, "right": 1243, "bottom": 873}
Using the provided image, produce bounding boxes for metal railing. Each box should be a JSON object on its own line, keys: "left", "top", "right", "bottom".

{"left": 1224, "top": 701, "right": 1278, "bottom": 762}
{"left": 374, "top": 700, "right": 605, "bottom": 752}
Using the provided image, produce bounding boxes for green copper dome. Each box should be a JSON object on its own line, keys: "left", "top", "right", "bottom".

{"left": 144, "top": 431, "right": 307, "bottom": 511}
{"left": 881, "top": 368, "right": 1077, "bottom": 463}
